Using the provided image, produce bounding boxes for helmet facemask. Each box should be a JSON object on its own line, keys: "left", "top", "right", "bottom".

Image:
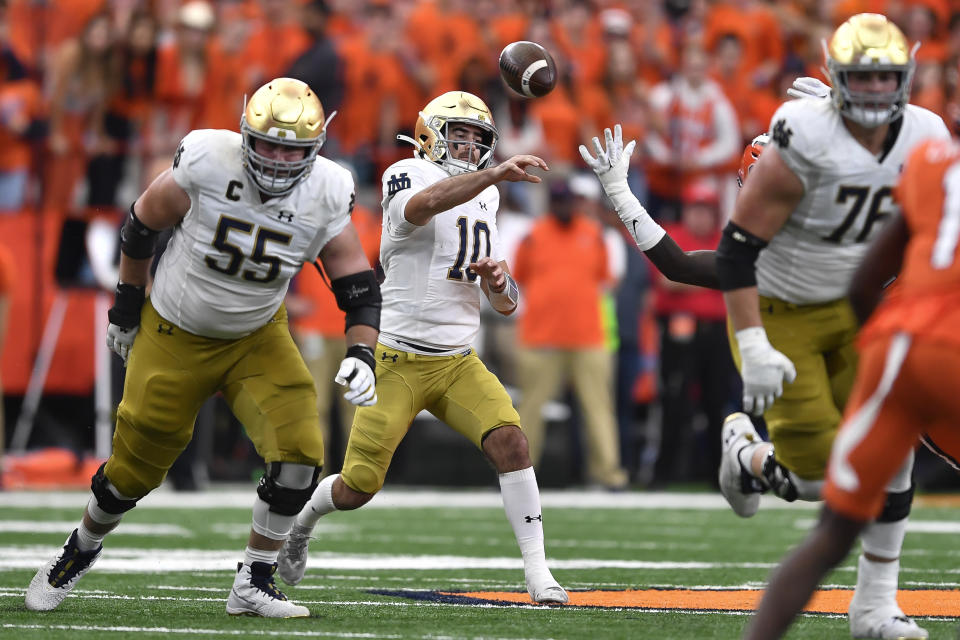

{"left": 240, "top": 78, "right": 333, "bottom": 196}
{"left": 241, "top": 120, "right": 325, "bottom": 195}
{"left": 424, "top": 115, "right": 498, "bottom": 176}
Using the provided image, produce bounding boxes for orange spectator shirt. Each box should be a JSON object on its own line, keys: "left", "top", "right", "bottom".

{"left": 860, "top": 139, "right": 960, "bottom": 348}
{"left": 512, "top": 215, "right": 610, "bottom": 348}
{"left": 0, "top": 242, "right": 14, "bottom": 295}
{"left": 530, "top": 88, "right": 581, "bottom": 164}
{"left": 291, "top": 205, "right": 382, "bottom": 336}
{"left": 704, "top": 3, "right": 784, "bottom": 79}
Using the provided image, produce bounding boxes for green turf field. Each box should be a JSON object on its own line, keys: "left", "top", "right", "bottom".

{"left": 1, "top": 488, "right": 957, "bottom": 639}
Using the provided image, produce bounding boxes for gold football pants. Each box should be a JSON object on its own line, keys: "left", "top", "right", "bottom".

{"left": 340, "top": 343, "right": 521, "bottom": 494}
{"left": 728, "top": 296, "right": 859, "bottom": 480}
{"left": 104, "top": 300, "right": 323, "bottom": 498}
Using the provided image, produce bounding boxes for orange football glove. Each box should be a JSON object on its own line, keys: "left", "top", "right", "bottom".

{"left": 736, "top": 133, "right": 770, "bottom": 188}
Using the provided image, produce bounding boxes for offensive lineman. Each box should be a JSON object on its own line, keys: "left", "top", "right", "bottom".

{"left": 715, "top": 14, "right": 947, "bottom": 639}
{"left": 278, "top": 91, "right": 568, "bottom": 604}
{"left": 24, "top": 78, "right": 381, "bottom": 618}
{"left": 579, "top": 15, "right": 946, "bottom": 637}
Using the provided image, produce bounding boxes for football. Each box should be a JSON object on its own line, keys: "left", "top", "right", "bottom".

{"left": 498, "top": 41, "right": 557, "bottom": 98}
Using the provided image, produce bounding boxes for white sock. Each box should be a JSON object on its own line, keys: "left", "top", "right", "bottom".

{"left": 297, "top": 473, "right": 339, "bottom": 529}
{"left": 244, "top": 545, "right": 279, "bottom": 566}
{"left": 75, "top": 522, "right": 105, "bottom": 552}
{"left": 851, "top": 553, "right": 903, "bottom": 613}
{"left": 499, "top": 467, "right": 547, "bottom": 565}
{"left": 77, "top": 495, "right": 124, "bottom": 551}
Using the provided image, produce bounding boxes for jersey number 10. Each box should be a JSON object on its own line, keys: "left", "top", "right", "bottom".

{"left": 447, "top": 217, "right": 491, "bottom": 282}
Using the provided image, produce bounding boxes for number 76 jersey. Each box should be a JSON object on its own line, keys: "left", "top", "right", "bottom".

{"left": 758, "top": 98, "right": 949, "bottom": 305}
{"left": 378, "top": 157, "right": 504, "bottom": 348}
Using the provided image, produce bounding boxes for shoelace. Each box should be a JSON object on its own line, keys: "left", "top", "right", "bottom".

{"left": 48, "top": 541, "right": 97, "bottom": 588}
{"left": 250, "top": 565, "right": 288, "bottom": 601}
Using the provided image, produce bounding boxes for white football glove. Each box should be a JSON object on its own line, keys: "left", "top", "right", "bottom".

{"left": 335, "top": 346, "right": 377, "bottom": 406}
{"left": 736, "top": 327, "right": 797, "bottom": 416}
{"left": 106, "top": 323, "right": 139, "bottom": 365}
{"left": 786, "top": 77, "right": 831, "bottom": 100}
{"left": 579, "top": 124, "right": 635, "bottom": 199}
{"left": 578, "top": 124, "right": 665, "bottom": 251}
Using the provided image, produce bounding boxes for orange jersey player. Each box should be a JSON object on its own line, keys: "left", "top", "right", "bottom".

{"left": 746, "top": 137, "right": 960, "bottom": 639}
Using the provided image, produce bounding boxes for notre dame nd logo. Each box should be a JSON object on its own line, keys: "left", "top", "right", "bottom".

{"left": 387, "top": 173, "right": 412, "bottom": 196}
{"left": 172, "top": 143, "right": 185, "bottom": 169}
{"left": 772, "top": 119, "right": 793, "bottom": 150}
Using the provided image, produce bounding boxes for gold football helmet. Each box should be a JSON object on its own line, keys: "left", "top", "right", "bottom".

{"left": 240, "top": 78, "right": 335, "bottom": 195}
{"left": 399, "top": 91, "right": 498, "bottom": 175}
{"left": 824, "top": 13, "right": 916, "bottom": 128}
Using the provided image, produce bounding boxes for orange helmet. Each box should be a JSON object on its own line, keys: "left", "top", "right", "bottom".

{"left": 737, "top": 133, "right": 770, "bottom": 188}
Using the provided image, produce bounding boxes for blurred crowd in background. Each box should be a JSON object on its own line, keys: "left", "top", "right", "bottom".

{"left": 1, "top": 0, "right": 959, "bottom": 492}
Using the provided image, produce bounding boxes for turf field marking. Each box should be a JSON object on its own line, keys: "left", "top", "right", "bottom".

{"left": 0, "top": 521, "right": 190, "bottom": 536}
{"left": 0, "top": 624, "right": 554, "bottom": 639}
{"left": 0, "top": 489, "right": 820, "bottom": 510}
{"left": 0, "top": 624, "right": 399, "bottom": 638}
{"left": 0, "top": 546, "right": 783, "bottom": 572}
{"left": 392, "top": 588, "right": 960, "bottom": 617}
{"left": 793, "top": 517, "right": 960, "bottom": 534}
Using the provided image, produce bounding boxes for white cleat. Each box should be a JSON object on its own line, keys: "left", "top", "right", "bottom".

{"left": 226, "top": 562, "right": 309, "bottom": 618}
{"left": 25, "top": 529, "right": 102, "bottom": 611}
{"left": 719, "top": 412, "right": 764, "bottom": 518}
{"left": 849, "top": 605, "right": 928, "bottom": 639}
{"left": 526, "top": 569, "right": 569, "bottom": 604}
{"left": 277, "top": 523, "right": 312, "bottom": 586}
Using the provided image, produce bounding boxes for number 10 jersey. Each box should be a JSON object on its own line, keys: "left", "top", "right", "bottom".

{"left": 759, "top": 98, "right": 949, "bottom": 305}
{"left": 378, "top": 157, "right": 504, "bottom": 350}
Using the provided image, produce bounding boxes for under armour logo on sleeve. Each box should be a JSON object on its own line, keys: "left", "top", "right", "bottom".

{"left": 387, "top": 173, "right": 411, "bottom": 196}
{"left": 524, "top": 514, "right": 542, "bottom": 523}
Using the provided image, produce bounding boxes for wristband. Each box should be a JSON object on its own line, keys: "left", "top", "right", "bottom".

{"left": 490, "top": 274, "right": 520, "bottom": 312}
{"left": 107, "top": 283, "right": 145, "bottom": 329}
{"left": 345, "top": 344, "right": 376, "bottom": 377}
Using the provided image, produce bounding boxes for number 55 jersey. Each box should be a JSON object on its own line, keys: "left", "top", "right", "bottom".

{"left": 378, "top": 157, "right": 504, "bottom": 351}
{"left": 759, "top": 97, "right": 949, "bottom": 305}
{"left": 153, "top": 129, "right": 355, "bottom": 339}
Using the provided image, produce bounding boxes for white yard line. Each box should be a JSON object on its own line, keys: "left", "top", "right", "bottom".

{"left": 0, "top": 488, "right": 820, "bottom": 510}
{"left": 0, "top": 547, "right": 783, "bottom": 572}
{"left": 0, "top": 521, "right": 190, "bottom": 536}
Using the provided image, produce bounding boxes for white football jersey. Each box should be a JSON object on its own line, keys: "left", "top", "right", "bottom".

{"left": 758, "top": 98, "right": 949, "bottom": 304}
{"left": 152, "top": 129, "right": 354, "bottom": 338}
{"left": 378, "top": 157, "right": 504, "bottom": 350}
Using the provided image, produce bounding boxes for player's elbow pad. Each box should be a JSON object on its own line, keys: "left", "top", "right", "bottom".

{"left": 332, "top": 270, "right": 382, "bottom": 332}
{"left": 716, "top": 221, "right": 768, "bottom": 291}
{"left": 119, "top": 203, "right": 161, "bottom": 259}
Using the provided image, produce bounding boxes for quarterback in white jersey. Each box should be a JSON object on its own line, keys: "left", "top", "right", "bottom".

{"left": 281, "top": 91, "right": 569, "bottom": 605}
{"left": 716, "top": 15, "right": 946, "bottom": 640}
{"left": 25, "top": 78, "right": 381, "bottom": 619}
{"left": 377, "top": 155, "right": 504, "bottom": 351}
